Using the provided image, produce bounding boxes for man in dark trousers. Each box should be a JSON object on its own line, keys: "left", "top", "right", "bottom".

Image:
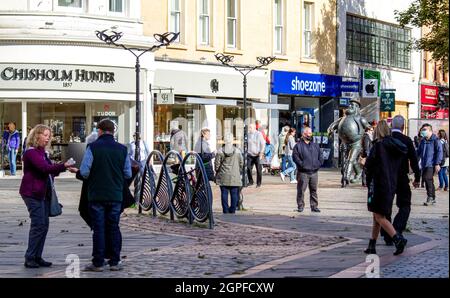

{"left": 381, "top": 115, "right": 421, "bottom": 245}
{"left": 79, "top": 119, "right": 131, "bottom": 272}
{"left": 293, "top": 127, "right": 324, "bottom": 212}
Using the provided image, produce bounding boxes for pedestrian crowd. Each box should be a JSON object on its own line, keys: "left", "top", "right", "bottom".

{"left": 16, "top": 115, "right": 449, "bottom": 272}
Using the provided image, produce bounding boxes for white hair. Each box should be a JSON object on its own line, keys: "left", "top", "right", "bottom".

{"left": 391, "top": 115, "right": 405, "bottom": 130}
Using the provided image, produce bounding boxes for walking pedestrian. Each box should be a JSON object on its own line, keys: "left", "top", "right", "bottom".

{"left": 247, "top": 123, "right": 265, "bottom": 188}
{"left": 380, "top": 115, "right": 421, "bottom": 246}
{"left": 417, "top": 124, "right": 443, "bottom": 206}
{"left": 292, "top": 127, "right": 323, "bottom": 213}
{"left": 194, "top": 128, "right": 216, "bottom": 182}
{"left": 215, "top": 133, "right": 243, "bottom": 214}
{"left": 77, "top": 119, "right": 132, "bottom": 272}
{"left": 278, "top": 126, "right": 289, "bottom": 172}
{"left": 437, "top": 129, "right": 449, "bottom": 191}
{"left": 360, "top": 126, "right": 374, "bottom": 187}
{"left": 2, "top": 122, "right": 20, "bottom": 176}
{"left": 19, "top": 124, "right": 74, "bottom": 268}
{"left": 364, "top": 120, "right": 408, "bottom": 255}
{"left": 127, "top": 132, "right": 150, "bottom": 175}
{"left": 280, "top": 128, "right": 297, "bottom": 184}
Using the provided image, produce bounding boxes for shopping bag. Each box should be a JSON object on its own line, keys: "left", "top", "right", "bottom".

{"left": 48, "top": 176, "right": 63, "bottom": 217}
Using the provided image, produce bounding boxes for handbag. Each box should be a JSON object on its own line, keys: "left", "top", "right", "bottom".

{"left": 48, "top": 176, "right": 63, "bottom": 217}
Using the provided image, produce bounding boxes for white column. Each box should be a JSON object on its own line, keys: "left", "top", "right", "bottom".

{"left": 269, "top": 94, "right": 279, "bottom": 147}
{"left": 21, "top": 100, "right": 27, "bottom": 140}
{"left": 204, "top": 105, "right": 217, "bottom": 151}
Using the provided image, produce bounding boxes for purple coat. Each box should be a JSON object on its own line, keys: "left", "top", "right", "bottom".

{"left": 19, "top": 147, "right": 66, "bottom": 200}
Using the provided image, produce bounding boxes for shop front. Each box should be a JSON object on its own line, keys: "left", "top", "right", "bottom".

{"left": 0, "top": 49, "right": 153, "bottom": 169}
{"left": 270, "top": 70, "right": 343, "bottom": 167}
{"left": 420, "top": 84, "right": 449, "bottom": 119}
{"left": 152, "top": 61, "right": 269, "bottom": 154}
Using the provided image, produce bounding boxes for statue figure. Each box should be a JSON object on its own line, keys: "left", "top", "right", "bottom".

{"left": 327, "top": 99, "right": 371, "bottom": 187}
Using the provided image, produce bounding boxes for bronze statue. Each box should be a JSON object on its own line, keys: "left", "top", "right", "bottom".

{"left": 327, "top": 99, "right": 371, "bottom": 187}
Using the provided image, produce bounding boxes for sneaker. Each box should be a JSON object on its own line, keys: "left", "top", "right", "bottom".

{"left": 290, "top": 180, "right": 297, "bottom": 184}
{"left": 109, "top": 263, "right": 123, "bottom": 271}
{"left": 311, "top": 207, "right": 321, "bottom": 213}
{"left": 445, "top": 187, "right": 448, "bottom": 191}
{"left": 296, "top": 207, "right": 304, "bottom": 212}
{"left": 280, "top": 172, "right": 286, "bottom": 182}
{"left": 83, "top": 264, "right": 104, "bottom": 272}
{"left": 256, "top": 184, "right": 261, "bottom": 188}
{"left": 432, "top": 198, "right": 436, "bottom": 204}
{"left": 436, "top": 187, "right": 442, "bottom": 191}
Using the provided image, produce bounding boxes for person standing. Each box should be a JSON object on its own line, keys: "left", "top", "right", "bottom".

{"left": 78, "top": 119, "right": 132, "bottom": 272}
{"left": 247, "top": 123, "right": 265, "bottom": 188}
{"left": 364, "top": 120, "right": 408, "bottom": 255}
{"left": 2, "top": 122, "right": 20, "bottom": 176}
{"left": 437, "top": 129, "right": 449, "bottom": 191}
{"left": 20, "top": 124, "right": 73, "bottom": 268}
{"left": 380, "top": 115, "right": 421, "bottom": 245}
{"left": 170, "top": 124, "right": 188, "bottom": 156}
{"left": 360, "top": 126, "right": 374, "bottom": 187}
{"left": 194, "top": 128, "right": 216, "bottom": 182}
{"left": 215, "top": 133, "right": 243, "bottom": 213}
{"left": 278, "top": 126, "right": 289, "bottom": 172}
{"left": 292, "top": 127, "right": 323, "bottom": 212}
{"left": 280, "top": 128, "right": 297, "bottom": 184}
{"left": 417, "top": 124, "right": 443, "bottom": 206}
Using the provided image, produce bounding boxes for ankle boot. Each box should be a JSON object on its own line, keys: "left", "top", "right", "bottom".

{"left": 364, "top": 239, "right": 377, "bottom": 254}
{"left": 392, "top": 233, "right": 407, "bottom": 255}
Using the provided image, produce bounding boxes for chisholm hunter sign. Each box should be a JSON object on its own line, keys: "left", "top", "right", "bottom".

{"left": 0, "top": 63, "right": 143, "bottom": 94}
{"left": 1, "top": 67, "right": 115, "bottom": 83}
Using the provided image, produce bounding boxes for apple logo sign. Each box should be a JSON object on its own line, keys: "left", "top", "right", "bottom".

{"left": 365, "top": 81, "right": 376, "bottom": 94}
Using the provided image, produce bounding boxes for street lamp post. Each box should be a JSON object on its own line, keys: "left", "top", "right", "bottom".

{"left": 96, "top": 30, "right": 178, "bottom": 214}
{"left": 214, "top": 54, "right": 275, "bottom": 190}
{"left": 95, "top": 30, "right": 179, "bottom": 165}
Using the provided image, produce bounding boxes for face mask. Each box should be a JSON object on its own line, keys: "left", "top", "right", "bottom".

{"left": 304, "top": 136, "right": 313, "bottom": 141}
{"left": 420, "top": 131, "right": 428, "bottom": 138}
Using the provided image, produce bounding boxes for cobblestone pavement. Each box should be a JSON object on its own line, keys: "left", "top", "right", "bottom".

{"left": 0, "top": 170, "right": 448, "bottom": 278}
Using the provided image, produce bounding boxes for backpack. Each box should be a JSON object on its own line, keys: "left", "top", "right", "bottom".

{"left": 442, "top": 140, "right": 449, "bottom": 159}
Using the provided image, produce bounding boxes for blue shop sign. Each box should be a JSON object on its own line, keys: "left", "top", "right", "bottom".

{"left": 340, "top": 81, "right": 360, "bottom": 93}
{"left": 271, "top": 70, "right": 342, "bottom": 97}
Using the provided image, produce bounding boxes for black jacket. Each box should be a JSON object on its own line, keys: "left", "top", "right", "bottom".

{"left": 292, "top": 138, "right": 323, "bottom": 174}
{"left": 365, "top": 136, "right": 408, "bottom": 216}
{"left": 392, "top": 131, "right": 420, "bottom": 183}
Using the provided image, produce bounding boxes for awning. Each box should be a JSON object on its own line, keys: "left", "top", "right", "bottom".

{"left": 251, "top": 102, "right": 290, "bottom": 110}
{"left": 186, "top": 97, "right": 237, "bottom": 106}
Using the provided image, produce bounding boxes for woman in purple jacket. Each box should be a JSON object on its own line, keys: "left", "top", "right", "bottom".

{"left": 20, "top": 124, "right": 73, "bottom": 268}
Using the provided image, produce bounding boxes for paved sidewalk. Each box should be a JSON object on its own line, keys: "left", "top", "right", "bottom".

{"left": 0, "top": 170, "right": 447, "bottom": 278}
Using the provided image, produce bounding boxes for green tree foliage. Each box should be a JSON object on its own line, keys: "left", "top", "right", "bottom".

{"left": 395, "top": 0, "right": 449, "bottom": 71}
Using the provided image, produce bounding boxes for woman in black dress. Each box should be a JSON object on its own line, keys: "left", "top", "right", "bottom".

{"left": 364, "top": 120, "right": 408, "bottom": 255}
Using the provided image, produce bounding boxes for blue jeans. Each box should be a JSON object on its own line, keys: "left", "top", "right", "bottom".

{"left": 88, "top": 201, "right": 122, "bottom": 267}
{"left": 8, "top": 149, "right": 17, "bottom": 175}
{"left": 282, "top": 155, "right": 296, "bottom": 181}
{"left": 220, "top": 186, "right": 239, "bottom": 213}
{"left": 280, "top": 154, "right": 287, "bottom": 172}
{"left": 438, "top": 167, "right": 448, "bottom": 188}
{"left": 22, "top": 196, "right": 50, "bottom": 262}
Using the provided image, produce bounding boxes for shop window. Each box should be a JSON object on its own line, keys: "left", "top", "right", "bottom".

{"left": 153, "top": 98, "right": 203, "bottom": 156}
